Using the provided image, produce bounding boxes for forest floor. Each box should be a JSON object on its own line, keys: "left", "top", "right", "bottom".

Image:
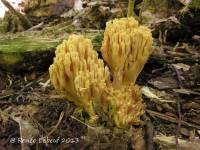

{"left": 0, "top": 35, "right": 200, "bottom": 150}
{"left": 0, "top": 1, "right": 200, "bottom": 149}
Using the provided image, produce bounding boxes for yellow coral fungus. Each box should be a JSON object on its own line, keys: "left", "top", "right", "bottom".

{"left": 49, "top": 35, "right": 110, "bottom": 121}
{"left": 101, "top": 17, "right": 153, "bottom": 86}
{"left": 49, "top": 17, "right": 153, "bottom": 128}
{"left": 101, "top": 84, "right": 145, "bottom": 128}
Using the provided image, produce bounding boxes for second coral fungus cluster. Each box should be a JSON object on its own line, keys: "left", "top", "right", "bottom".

{"left": 101, "top": 17, "right": 153, "bottom": 86}
{"left": 49, "top": 17, "right": 153, "bottom": 128}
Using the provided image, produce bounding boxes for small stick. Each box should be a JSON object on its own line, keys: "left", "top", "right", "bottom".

{"left": 45, "top": 111, "right": 65, "bottom": 137}
{"left": 147, "top": 110, "right": 200, "bottom": 130}
{"left": 142, "top": 114, "right": 155, "bottom": 150}
{"left": 127, "top": 0, "right": 135, "bottom": 17}
{"left": 0, "top": 93, "right": 13, "bottom": 100}
{"left": 176, "top": 96, "right": 181, "bottom": 150}
{"left": 70, "top": 115, "right": 96, "bottom": 130}
{"left": 172, "top": 65, "right": 184, "bottom": 150}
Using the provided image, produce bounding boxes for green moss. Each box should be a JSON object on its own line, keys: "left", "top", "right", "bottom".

{"left": 0, "top": 53, "right": 23, "bottom": 65}
{"left": 0, "top": 21, "right": 9, "bottom": 33}
{"left": 0, "top": 36, "right": 59, "bottom": 71}
{"left": 91, "top": 34, "right": 103, "bottom": 48}
{"left": 189, "top": 0, "right": 200, "bottom": 9}
{"left": 0, "top": 36, "right": 58, "bottom": 53}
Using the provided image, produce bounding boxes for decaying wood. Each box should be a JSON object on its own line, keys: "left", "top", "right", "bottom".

{"left": 147, "top": 110, "right": 200, "bottom": 130}
{"left": 152, "top": 11, "right": 200, "bottom": 42}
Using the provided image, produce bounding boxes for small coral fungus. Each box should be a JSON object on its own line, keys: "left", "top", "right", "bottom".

{"left": 101, "top": 84, "right": 145, "bottom": 128}
{"left": 49, "top": 17, "right": 153, "bottom": 128}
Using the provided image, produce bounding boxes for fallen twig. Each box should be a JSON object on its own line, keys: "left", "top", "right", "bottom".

{"left": 0, "top": 93, "right": 13, "bottom": 100}
{"left": 142, "top": 114, "right": 155, "bottom": 150}
{"left": 45, "top": 111, "right": 65, "bottom": 137}
{"left": 172, "top": 65, "right": 184, "bottom": 150}
{"left": 176, "top": 96, "right": 181, "bottom": 150}
{"left": 147, "top": 110, "right": 200, "bottom": 130}
{"left": 70, "top": 115, "right": 96, "bottom": 130}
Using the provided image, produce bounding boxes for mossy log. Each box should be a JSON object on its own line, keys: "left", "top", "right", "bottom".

{"left": 0, "top": 28, "right": 104, "bottom": 72}
{"left": 0, "top": 36, "right": 58, "bottom": 72}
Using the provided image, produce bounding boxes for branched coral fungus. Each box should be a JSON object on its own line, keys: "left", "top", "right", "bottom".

{"left": 101, "top": 17, "right": 153, "bottom": 87}
{"left": 49, "top": 35, "right": 110, "bottom": 122}
{"left": 97, "top": 17, "right": 153, "bottom": 128}
{"left": 49, "top": 17, "right": 153, "bottom": 128}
